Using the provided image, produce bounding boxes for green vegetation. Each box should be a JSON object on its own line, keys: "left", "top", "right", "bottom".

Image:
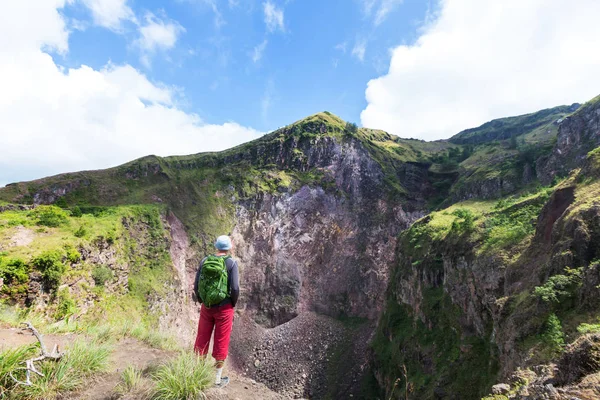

{"left": 450, "top": 208, "right": 476, "bottom": 234}
{"left": 116, "top": 365, "right": 152, "bottom": 398}
{"left": 0, "top": 257, "right": 29, "bottom": 298}
{"left": 29, "top": 206, "right": 69, "bottom": 228}
{"left": 92, "top": 265, "right": 113, "bottom": 286}
{"left": 0, "top": 344, "right": 36, "bottom": 396}
{"left": 483, "top": 196, "right": 548, "bottom": 251}
{"left": 541, "top": 313, "right": 565, "bottom": 357}
{"left": 55, "top": 288, "right": 77, "bottom": 320}
{"left": 533, "top": 267, "right": 583, "bottom": 303}
{"left": 449, "top": 104, "right": 577, "bottom": 145}
{"left": 31, "top": 250, "right": 66, "bottom": 291}
{"left": 152, "top": 352, "right": 214, "bottom": 400}
{"left": 370, "top": 290, "right": 499, "bottom": 399}
{"left": 577, "top": 322, "right": 600, "bottom": 334}
{"left": 70, "top": 206, "right": 82, "bottom": 217}
{"left": 2, "top": 339, "right": 111, "bottom": 400}
{"left": 344, "top": 121, "right": 358, "bottom": 134}
{"left": 120, "top": 365, "right": 144, "bottom": 391}
{"left": 0, "top": 203, "right": 180, "bottom": 356}
{"left": 73, "top": 225, "right": 87, "bottom": 238}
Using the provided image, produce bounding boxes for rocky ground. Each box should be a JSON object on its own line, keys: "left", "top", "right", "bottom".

{"left": 486, "top": 334, "right": 600, "bottom": 400}
{"left": 229, "top": 311, "right": 373, "bottom": 399}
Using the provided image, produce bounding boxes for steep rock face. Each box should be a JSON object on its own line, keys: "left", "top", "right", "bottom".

{"left": 232, "top": 136, "right": 422, "bottom": 325}
{"left": 538, "top": 96, "right": 600, "bottom": 184}
{"left": 450, "top": 174, "right": 519, "bottom": 201}
{"left": 225, "top": 135, "right": 423, "bottom": 397}
{"left": 372, "top": 166, "right": 600, "bottom": 399}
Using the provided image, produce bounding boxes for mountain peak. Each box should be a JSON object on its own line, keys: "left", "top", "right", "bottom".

{"left": 288, "top": 111, "right": 347, "bottom": 131}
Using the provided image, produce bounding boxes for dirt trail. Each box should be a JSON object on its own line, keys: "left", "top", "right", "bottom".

{"left": 0, "top": 328, "right": 285, "bottom": 400}
{"left": 1, "top": 225, "right": 35, "bottom": 249}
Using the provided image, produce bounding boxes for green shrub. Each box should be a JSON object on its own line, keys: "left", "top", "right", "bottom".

{"left": 344, "top": 122, "right": 359, "bottom": 135}
{"left": 152, "top": 352, "right": 213, "bottom": 400}
{"left": 54, "top": 197, "right": 68, "bottom": 208}
{"left": 63, "top": 245, "right": 81, "bottom": 264}
{"left": 451, "top": 208, "right": 475, "bottom": 234}
{"left": 577, "top": 323, "right": 600, "bottom": 334}
{"left": 32, "top": 250, "right": 66, "bottom": 291}
{"left": 73, "top": 225, "right": 87, "bottom": 238}
{"left": 29, "top": 206, "right": 69, "bottom": 227}
{"left": 533, "top": 267, "right": 583, "bottom": 303}
{"left": 92, "top": 266, "right": 113, "bottom": 286}
{"left": 70, "top": 206, "right": 82, "bottom": 217}
{"left": 55, "top": 288, "right": 77, "bottom": 320}
{"left": 103, "top": 228, "right": 118, "bottom": 244}
{"left": 0, "top": 257, "right": 29, "bottom": 285}
{"left": 542, "top": 313, "right": 565, "bottom": 356}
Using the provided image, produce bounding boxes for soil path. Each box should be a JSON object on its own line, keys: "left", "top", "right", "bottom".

{"left": 8, "top": 225, "right": 35, "bottom": 247}
{"left": 0, "top": 328, "right": 285, "bottom": 400}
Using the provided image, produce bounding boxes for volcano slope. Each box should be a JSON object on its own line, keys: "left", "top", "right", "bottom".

{"left": 1, "top": 94, "right": 600, "bottom": 399}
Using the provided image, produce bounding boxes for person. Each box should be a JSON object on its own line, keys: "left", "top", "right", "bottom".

{"left": 193, "top": 234, "right": 240, "bottom": 388}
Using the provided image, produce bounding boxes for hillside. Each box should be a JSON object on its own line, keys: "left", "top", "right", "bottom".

{"left": 1, "top": 94, "right": 600, "bottom": 399}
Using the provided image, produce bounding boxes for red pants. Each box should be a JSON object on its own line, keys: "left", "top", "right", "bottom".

{"left": 193, "top": 303, "right": 234, "bottom": 360}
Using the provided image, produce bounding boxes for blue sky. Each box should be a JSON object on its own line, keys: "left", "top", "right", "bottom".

{"left": 59, "top": 0, "right": 429, "bottom": 132}
{"left": 1, "top": 0, "right": 600, "bottom": 186}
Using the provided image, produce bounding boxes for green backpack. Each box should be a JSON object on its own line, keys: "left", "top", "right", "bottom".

{"left": 197, "top": 255, "right": 230, "bottom": 307}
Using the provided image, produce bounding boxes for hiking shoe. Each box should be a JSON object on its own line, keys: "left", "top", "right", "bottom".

{"left": 215, "top": 376, "right": 230, "bottom": 388}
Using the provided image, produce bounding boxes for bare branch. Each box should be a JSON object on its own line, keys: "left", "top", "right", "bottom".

{"left": 10, "top": 322, "right": 64, "bottom": 386}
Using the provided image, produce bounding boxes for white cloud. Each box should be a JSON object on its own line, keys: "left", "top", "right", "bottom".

{"left": 361, "top": 0, "right": 600, "bottom": 140}
{"left": 352, "top": 38, "right": 367, "bottom": 62}
{"left": 263, "top": 1, "right": 284, "bottom": 33}
{"left": 252, "top": 39, "right": 268, "bottom": 63}
{"left": 373, "top": 0, "right": 403, "bottom": 25}
{"left": 0, "top": 0, "right": 70, "bottom": 55}
{"left": 81, "top": 0, "right": 135, "bottom": 31}
{"left": 360, "top": 0, "right": 402, "bottom": 25}
{"left": 137, "top": 13, "right": 185, "bottom": 66}
{"left": 335, "top": 42, "right": 347, "bottom": 53}
{"left": 361, "top": 0, "right": 377, "bottom": 15}
{"left": 0, "top": 1, "right": 262, "bottom": 186}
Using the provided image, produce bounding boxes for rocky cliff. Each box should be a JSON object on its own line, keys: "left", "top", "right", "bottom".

{"left": 537, "top": 95, "right": 600, "bottom": 184}
{"left": 369, "top": 96, "right": 600, "bottom": 399}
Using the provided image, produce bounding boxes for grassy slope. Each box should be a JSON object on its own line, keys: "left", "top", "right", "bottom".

{"left": 441, "top": 104, "right": 581, "bottom": 201}
{"left": 0, "top": 204, "right": 176, "bottom": 333}
{"left": 449, "top": 104, "right": 579, "bottom": 145}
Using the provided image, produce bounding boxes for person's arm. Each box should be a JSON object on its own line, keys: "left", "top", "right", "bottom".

{"left": 229, "top": 260, "right": 240, "bottom": 307}
{"left": 193, "top": 258, "right": 206, "bottom": 303}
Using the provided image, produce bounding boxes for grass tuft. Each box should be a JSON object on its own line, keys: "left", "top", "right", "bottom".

{"left": 115, "top": 365, "right": 153, "bottom": 399}
{"left": 152, "top": 352, "right": 214, "bottom": 400}
{"left": 0, "top": 344, "right": 37, "bottom": 395}
{"left": 17, "top": 339, "right": 111, "bottom": 399}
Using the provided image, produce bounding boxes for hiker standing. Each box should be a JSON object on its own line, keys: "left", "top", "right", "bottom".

{"left": 193, "top": 235, "right": 240, "bottom": 388}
